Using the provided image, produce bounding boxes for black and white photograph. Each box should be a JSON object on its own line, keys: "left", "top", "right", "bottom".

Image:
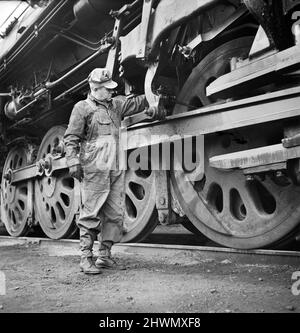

{"left": 0, "top": 0, "right": 299, "bottom": 321}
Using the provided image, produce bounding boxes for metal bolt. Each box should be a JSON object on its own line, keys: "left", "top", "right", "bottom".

{"left": 34, "top": 24, "right": 39, "bottom": 37}
{"left": 36, "top": 160, "right": 44, "bottom": 172}
{"left": 3, "top": 172, "right": 11, "bottom": 181}
{"left": 246, "top": 175, "right": 255, "bottom": 182}
{"left": 106, "top": 36, "right": 115, "bottom": 45}
{"left": 159, "top": 197, "right": 166, "bottom": 205}
{"left": 178, "top": 45, "right": 192, "bottom": 58}
{"left": 109, "top": 10, "right": 118, "bottom": 18}
{"left": 158, "top": 212, "right": 167, "bottom": 224}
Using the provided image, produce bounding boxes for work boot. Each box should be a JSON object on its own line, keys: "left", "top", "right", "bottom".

{"left": 80, "top": 257, "right": 102, "bottom": 275}
{"left": 95, "top": 248, "right": 125, "bottom": 270}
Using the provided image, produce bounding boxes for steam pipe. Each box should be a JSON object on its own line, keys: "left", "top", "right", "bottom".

{"left": 53, "top": 78, "right": 88, "bottom": 101}
{"left": 43, "top": 41, "right": 113, "bottom": 91}
{"left": 33, "top": 40, "right": 113, "bottom": 100}
{"left": 4, "top": 40, "right": 112, "bottom": 120}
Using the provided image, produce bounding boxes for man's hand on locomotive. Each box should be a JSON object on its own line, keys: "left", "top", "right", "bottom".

{"left": 69, "top": 164, "right": 83, "bottom": 181}
{"left": 146, "top": 105, "right": 167, "bottom": 121}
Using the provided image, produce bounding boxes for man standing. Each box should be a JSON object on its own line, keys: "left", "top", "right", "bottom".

{"left": 64, "top": 68, "right": 155, "bottom": 274}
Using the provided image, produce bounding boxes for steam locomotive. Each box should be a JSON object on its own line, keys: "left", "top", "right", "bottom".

{"left": 1, "top": 0, "right": 300, "bottom": 249}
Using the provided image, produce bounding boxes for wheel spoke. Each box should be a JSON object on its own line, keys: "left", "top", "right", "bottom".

{"left": 18, "top": 192, "right": 28, "bottom": 202}
{"left": 16, "top": 201, "right": 25, "bottom": 213}
{"left": 121, "top": 166, "right": 157, "bottom": 243}
{"left": 222, "top": 187, "right": 231, "bottom": 215}
{"left": 129, "top": 171, "right": 152, "bottom": 188}
{"left": 234, "top": 183, "right": 260, "bottom": 216}
{"left": 126, "top": 186, "right": 143, "bottom": 216}
{"left": 58, "top": 195, "right": 69, "bottom": 210}
{"left": 53, "top": 205, "right": 64, "bottom": 226}
{"left": 60, "top": 186, "right": 73, "bottom": 197}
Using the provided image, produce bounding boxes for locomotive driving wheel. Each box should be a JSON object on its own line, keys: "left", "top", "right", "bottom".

{"left": 1, "top": 146, "right": 34, "bottom": 237}
{"left": 34, "top": 126, "right": 157, "bottom": 242}
{"left": 171, "top": 36, "right": 300, "bottom": 249}
{"left": 121, "top": 161, "right": 157, "bottom": 243}
{"left": 34, "top": 126, "right": 80, "bottom": 239}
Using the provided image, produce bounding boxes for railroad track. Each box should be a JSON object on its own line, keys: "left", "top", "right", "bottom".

{"left": 1, "top": 234, "right": 300, "bottom": 267}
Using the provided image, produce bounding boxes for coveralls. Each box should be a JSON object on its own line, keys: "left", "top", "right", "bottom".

{"left": 64, "top": 94, "right": 148, "bottom": 258}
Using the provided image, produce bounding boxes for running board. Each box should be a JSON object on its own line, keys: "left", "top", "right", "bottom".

{"left": 206, "top": 44, "right": 300, "bottom": 99}
{"left": 209, "top": 143, "right": 300, "bottom": 171}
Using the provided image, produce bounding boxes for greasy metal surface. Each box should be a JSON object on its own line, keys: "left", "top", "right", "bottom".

{"left": 154, "top": 171, "right": 171, "bottom": 225}
{"left": 120, "top": 0, "right": 219, "bottom": 61}
{"left": 105, "top": 17, "right": 122, "bottom": 76}
{"left": 9, "top": 154, "right": 68, "bottom": 185}
{"left": 122, "top": 87, "right": 300, "bottom": 151}
{"left": 44, "top": 156, "right": 68, "bottom": 177}
{"left": 283, "top": 133, "right": 300, "bottom": 148}
{"left": 136, "top": 0, "right": 155, "bottom": 59}
{"left": 243, "top": 162, "right": 287, "bottom": 175}
{"left": 243, "top": 0, "right": 292, "bottom": 50}
{"left": 10, "top": 163, "right": 38, "bottom": 185}
{"left": 207, "top": 44, "right": 300, "bottom": 98}
{"left": 209, "top": 143, "right": 300, "bottom": 170}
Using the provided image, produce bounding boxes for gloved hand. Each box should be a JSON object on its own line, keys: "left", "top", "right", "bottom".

{"left": 146, "top": 105, "right": 167, "bottom": 121}
{"left": 69, "top": 164, "right": 83, "bottom": 181}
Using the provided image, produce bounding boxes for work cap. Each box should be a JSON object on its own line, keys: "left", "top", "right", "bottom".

{"left": 88, "top": 68, "right": 118, "bottom": 89}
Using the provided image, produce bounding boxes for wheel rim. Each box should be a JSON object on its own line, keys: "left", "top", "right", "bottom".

{"left": 171, "top": 37, "right": 300, "bottom": 249}
{"left": 121, "top": 166, "right": 157, "bottom": 243}
{"left": 1, "top": 146, "right": 33, "bottom": 236}
{"left": 34, "top": 126, "right": 80, "bottom": 239}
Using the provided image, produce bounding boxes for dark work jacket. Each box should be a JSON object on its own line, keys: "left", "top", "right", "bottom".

{"left": 64, "top": 94, "right": 148, "bottom": 168}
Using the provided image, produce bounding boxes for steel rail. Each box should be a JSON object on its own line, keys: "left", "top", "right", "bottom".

{"left": 0, "top": 235, "right": 299, "bottom": 266}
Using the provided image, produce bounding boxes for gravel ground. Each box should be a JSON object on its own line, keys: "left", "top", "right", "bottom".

{"left": 0, "top": 240, "right": 299, "bottom": 313}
